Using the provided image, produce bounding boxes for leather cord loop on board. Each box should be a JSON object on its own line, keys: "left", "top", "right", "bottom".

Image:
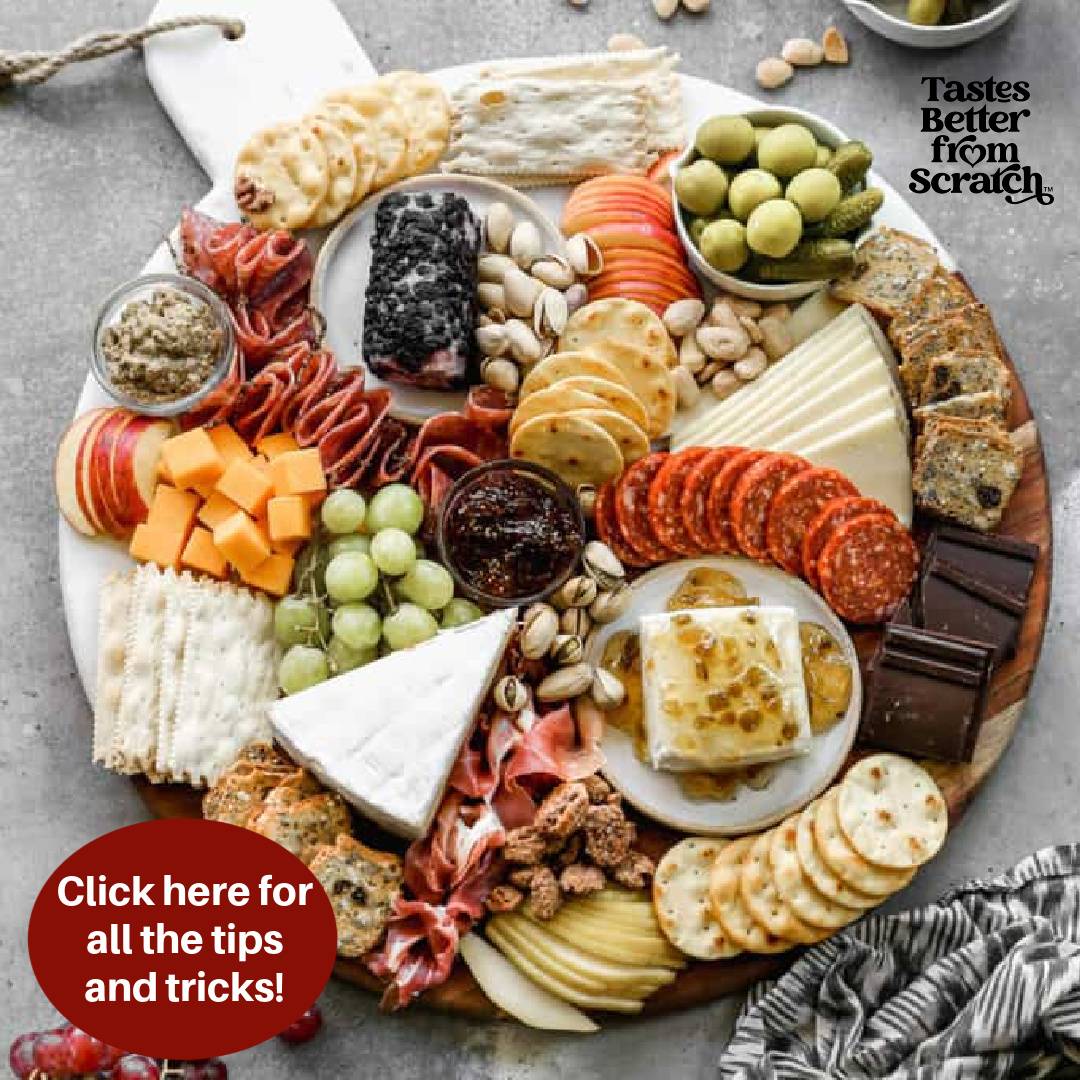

{"left": 0, "top": 15, "right": 245, "bottom": 88}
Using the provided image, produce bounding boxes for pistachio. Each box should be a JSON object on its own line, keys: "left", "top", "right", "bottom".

{"left": 672, "top": 364, "right": 702, "bottom": 410}
{"left": 485, "top": 202, "right": 515, "bottom": 254}
{"left": 504, "top": 319, "right": 545, "bottom": 364}
{"left": 481, "top": 357, "right": 520, "bottom": 395}
{"left": 504, "top": 266, "right": 544, "bottom": 318}
{"left": 608, "top": 32, "right": 646, "bottom": 51}
{"left": 711, "top": 368, "right": 741, "bottom": 400}
{"left": 576, "top": 482, "right": 597, "bottom": 518}
{"left": 494, "top": 674, "right": 528, "bottom": 713}
{"left": 564, "top": 282, "right": 590, "bottom": 316}
{"left": 551, "top": 633, "right": 585, "bottom": 666}
{"left": 536, "top": 662, "right": 594, "bottom": 702}
{"left": 510, "top": 221, "right": 543, "bottom": 269}
{"left": 521, "top": 603, "right": 559, "bottom": 659}
{"left": 663, "top": 297, "right": 706, "bottom": 338}
{"left": 476, "top": 323, "right": 509, "bottom": 358}
{"left": 590, "top": 667, "right": 626, "bottom": 711}
{"left": 478, "top": 252, "right": 517, "bottom": 284}
{"left": 534, "top": 286, "right": 569, "bottom": 339}
{"left": 530, "top": 256, "right": 576, "bottom": 290}
{"left": 588, "top": 584, "right": 631, "bottom": 625}
{"left": 734, "top": 347, "right": 768, "bottom": 381}
{"left": 739, "top": 314, "right": 764, "bottom": 344}
{"left": 477, "top": 282, "right": 507, "bottom": 314}
{"left": 697, "top": 324, "right": 751, "bottom": 362}
{"left": 756, "top": 56, "right": 794, "bottom": 91}
{"left": 560, "top": 606, "right": 593, "bottom": 638}
{"left": 679, "top": 331, "right": 707, "bottom": 374}
{"left": 582, "top": 540, "right": 626, "bottom": 590}
{"left": 566, "top": 233, "right": 604, "bottom": 278}
{"left": 551, "top": 574, "right": 598, "bottom": 610}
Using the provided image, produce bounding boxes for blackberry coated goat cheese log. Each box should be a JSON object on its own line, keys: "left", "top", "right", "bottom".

{"left": 362, "top": 192, "right": 481, "bottom": 390}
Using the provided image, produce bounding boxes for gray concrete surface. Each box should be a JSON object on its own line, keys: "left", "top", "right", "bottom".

{"left": 1, "top": 0, "right": 1078, "bottom": 1076}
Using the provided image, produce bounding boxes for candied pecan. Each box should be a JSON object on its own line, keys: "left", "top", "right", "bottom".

{"left": 508, "top": 867, "right": 541, "bottom": 890}
{"left": 503, "top": 825, "right": 546, "bottom": 865}
{"left": 234, "top": 174, "right": 274, "bottom": 213}
{"left": 554, "top": 833, "right": 584, "bottom": 868}
{"left": 486, "top": 884, "right": 524, "bottom": 914}
{"left": 581, "top": 774, "right": 613, "bottom": 804}
{"left": 534, "top": 782, "right": 589, "bottom": 840}
{"left": 583, "top": 803, "right": 635, "bottom": 869}
{"left": 523, "top": 865, "right": 562, "bottom": 921}
{"left": 611, "top": 851, "right": 655, "bottom": 891}
{"left": 559, "top": 863, "right": 606, "bottom": 896}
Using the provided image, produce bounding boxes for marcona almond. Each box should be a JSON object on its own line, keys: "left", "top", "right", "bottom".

{"left": 682, "top": 0, "right": 711, "bottom": 10}
{"left": 781, "top": 38, "right": 825, "bottom": 67}
{"left": 711, "top": 369, "right": 740, "bottom": 400}
{"left": 756, "top": 56, "right": 794, "bottom": 90}
{"left": 734, "top": 347, "right": 768, "bottom": 381}
{"left": 697, "top": 325, "right": 750, "bottom": 362}
{"left": 652, "top": 0, "right": 680, "bottom": 20}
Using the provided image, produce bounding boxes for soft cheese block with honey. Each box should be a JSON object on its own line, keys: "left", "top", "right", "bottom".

{"left": 640, "top": 606, "right": 812, "bottom": 772}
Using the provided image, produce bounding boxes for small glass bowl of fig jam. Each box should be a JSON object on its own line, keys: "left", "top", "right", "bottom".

{"left": 437, "top": 460, "right": 585, "bottom": 609}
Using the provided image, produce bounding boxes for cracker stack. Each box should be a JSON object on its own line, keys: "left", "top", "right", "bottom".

{"left": 652, "top": 754, "right": 947, "bottom": 960}
{"left": 831, "top": 229, "right": 1023, "bottom": 532}
{"left": 93, "top": 564, "right": 278, "bottom": 786}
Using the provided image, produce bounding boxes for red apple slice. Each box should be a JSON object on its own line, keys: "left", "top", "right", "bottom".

{"left": 589, "top": 282, "right": 686, "bottom": 309}
{"left": 112, "top": 417, "right": 176, "bottom": 527}
{"left": 75, "top": 408, "right": 118, "bottom": 536}
{"left": 598, "top": 244, "right": 699, "bottom": 278}
{"left": 646, "top": 149, "right": 683, "bottom": 187}
{"left": 88, "top": 411, "right": 134, "bottom": 538}
{"left": 562, "top": 207, "right": 670, "bottom": 236}
{"left": 584, "top": 223, "right": 685, "bottom": 259}
{"left": 571, "top": 175, "right": 672, "bottom": 212}
{"left": 56, "top": 408, "right": 109, "bottom": 537}
{"left": 594, "top": 256, "right": 701, "bottom": 297}
{"left": 564, "top": 196, "right": 675, "bottom": 232}
{"left": 104, "top": 413, "right": 154, "bottom": 530}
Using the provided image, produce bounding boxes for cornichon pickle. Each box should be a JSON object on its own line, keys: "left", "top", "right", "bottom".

{"left": 809, "top": 188, "right": 884, "bottom": 239}
{"left": 751, "top": 239, "right": 856, "bottom": 282}
{"left": 827, "top": 141, "right": 874, "bottom": 189}
{"left": 908, "top": 0, "right": 946, "bottom": 24}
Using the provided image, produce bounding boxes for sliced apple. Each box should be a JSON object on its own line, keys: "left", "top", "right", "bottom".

{"left": 486, "top": 924, "right": 643, "bottom": 1014}
{"left": 592, "top": 265, "right": 699, "bottom": 297}
{"left": 458, "top": 933, "right": 598, "bottom": 1033}
{"left": 543, "top": 915, "right": 685, "bottom": 970}
{"left": 110, "top": 416, "right": 176, "bottom": 528}
{"left": 600, "top": 246, "right": 700, "bottom": 283}
{"left": 76, "top": 408, "right": 120, "bottom": 536}
{"left": 571, "top": 175, "right": 673, "bottom": 214}
{"left": 584, "top": 223, "right": 685, "bottom": 259}
{"left": 563, "top": 207, "right": 671, "bottom": 236}
{"left": 55, "top": 409, "right": 108, "bottom": 536}
{"left": 646, "top": 149, "right": 683, "bottom": 186}
{"left": 89, "top": 411, "right": 139, "bottom": 537}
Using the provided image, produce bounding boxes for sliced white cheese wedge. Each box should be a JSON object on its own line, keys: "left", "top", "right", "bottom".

{"left": 745, "top": 385, "right": 898, "bottom": 453}
{"left": 786, "top": 288, "right": 850, "bottom": 348}
{"left": 785, "top": 410, "right": 913, "bottom": 526}
{"left": 270, "top": 608, "right": 516, "bottom": 839}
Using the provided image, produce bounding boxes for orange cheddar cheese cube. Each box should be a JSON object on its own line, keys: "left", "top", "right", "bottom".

{"left": 216, "top": 457, "right": 274, "bottom": 517}
{"left": 192, "top": 480, "right": 217, "bottom": 502}
{"left": 197, "top": 490, "right": 239, "bottom": 531}
{"left": 240, "top": 552, "right": 295, "bottom": 597}
{"left": 266, "top": 495, "right": 312, "bottom": 543}
{"left": 159, "top": 428, "right": 225, "bottom": 490}
{"left": 181, "top": 526, "right": 228, "bottom": 579}
{"left": 271, "top": 536, "right": 303, "bottom": 557}
{"left": 214, "top": 510, "right": 272, "bottom": 575}
{"left": 207, "top": 424, "right": 253, "bottom": 467}
{"left": 251, "top": 455, "right": 273, "bottom": 478}
{"left": 256, "top": 432, "right": 301, "bottom": 460}
{"left": 129, "top": 522, "right": 186, "bottom": 570}
{"left": 147, "top": 485, "right": 200, "bottom": 537}
{"left": 271, "top": 448, "right": 326, "bottom": 498}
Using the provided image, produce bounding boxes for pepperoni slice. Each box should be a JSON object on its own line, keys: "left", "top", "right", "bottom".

{"left": 648, "top": 448, "right": 713, "bottom": 556}
{"left": 680, "top": 447, "right": 742, "bottom": 552}
{"left": 595, "top": 481, "right": 649, "bottom": 569}
{"left": 730, "top": 454, "right": 810, "bottom": 562}
{"left": 706, "top": 449, "right": 769, "bottom": 555}
{"left": 764, "top": 468, "right": 860, "bottom": 576}
{"left": 817, "top": 513, "right": 919, "bottom": 624}
{"left": 614, "top": 453, "right": 678, "bottom": 565}
{"left": 801, "top": 496, "right": 894, "bottom": 589}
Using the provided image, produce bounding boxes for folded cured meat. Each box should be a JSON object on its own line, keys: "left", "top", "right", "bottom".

{"left": 362, "top": 192, "right": 481, "bottom": 391}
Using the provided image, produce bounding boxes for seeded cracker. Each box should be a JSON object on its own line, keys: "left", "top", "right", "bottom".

{"left": 919, "top": 349, "right": 1011, "bottom": 407}
{"left": 913, "top": 391, "right": 1008, "bottom": 431}
{"left": 887, "top": 266, "right": 975, "bottom": 350}
{"left": 93, "top": 571, "right": 135, "bottom": 766}
{"left": 249, "top": 787, "right": 351, "bottom": 865}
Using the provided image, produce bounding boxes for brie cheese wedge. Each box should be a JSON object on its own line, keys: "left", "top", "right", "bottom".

{"left": 270, "top": 608, "right": 516, "bottom": 839}
{"left": 641, "top": 606, "right": 811, "bottom": 772}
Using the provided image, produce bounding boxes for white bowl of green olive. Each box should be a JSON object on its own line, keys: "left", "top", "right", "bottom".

{"left": 842, "top": 0, "right": 1023, "bottom": 49}
{"left": 672, "top": 107, "right": 881, "bottom": 302}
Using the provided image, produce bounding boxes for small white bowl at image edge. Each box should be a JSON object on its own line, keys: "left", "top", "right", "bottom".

{"left": 672, "top": 106, "right": 856, "bottom": 303}
{"left": 842, "top": 0, "right": 1024, "bottom": 49}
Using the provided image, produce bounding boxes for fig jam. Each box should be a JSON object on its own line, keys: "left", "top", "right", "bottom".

{"left": 442, "top": 466, "right": 582, "bottom": 602}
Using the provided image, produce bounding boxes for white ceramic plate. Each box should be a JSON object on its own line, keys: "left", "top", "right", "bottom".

{"left": 587, "top": 557, "right": 862, "bottom": 835}
{"left": 311, "top": 174, "right": 564, "bottom": 422}
{"left": 843, "top": 0, "right": 1024, "bottom": 48}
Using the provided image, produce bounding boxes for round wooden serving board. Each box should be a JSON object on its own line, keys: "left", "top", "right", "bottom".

{"left": 60, "top": 7, "right": 1051, "bottom": 1019}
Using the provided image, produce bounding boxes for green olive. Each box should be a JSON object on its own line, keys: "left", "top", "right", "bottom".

{"left": 689, "top": 215, "right": 714, "bottom": 245}
{"left": 746, "top": 199, "right": 803, "bottom": 259}
{"left": 908, "top": 0, "right": 946, "bottom": 23}
{"left": 699, "top": 219, "right": 749, "bottom": 273}
{"left": 695, "top": 115, "right": 756, "bottom": 165}
{"left": 727, "top": 168, "right": 783, "bottom": 222}
{"left": 674, "top": 159, "right": 729, "bottom": 216}
{"left": 757, "top": 124, "right": 819, "bottom": 178}
{"left": 815, "top": 145, "right": 832, "bottom": 168}
{"left": 785, "top": 168, "right": 843, "bottom": 223}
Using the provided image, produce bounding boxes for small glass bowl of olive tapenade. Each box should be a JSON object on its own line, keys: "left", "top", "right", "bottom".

{"left": 437, "top": 460, "right": 586, "bottom": 609}
{"left": 91, "top": 272, "right": 235, "bottom": 417}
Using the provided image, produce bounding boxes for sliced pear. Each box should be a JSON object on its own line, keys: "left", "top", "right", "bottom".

{"left": 459, "top": 933, "right": 599, "bottom": 1033}
{"left": 496, "top": 914, "right": 677, "bottom": 995}
{"left": 544, "top": 913, "right": 685, "bottom": 969}
{"left": 487, "top": 925, "right": 644, "bottom": 1014}
{"left": 595, "top": 886, "right": 646, "bottom": 903}
{"left": 569, "top": 897, "right": 661, "bottom": 929}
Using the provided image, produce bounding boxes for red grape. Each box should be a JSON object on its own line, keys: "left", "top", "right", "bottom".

{"left": 7, "top": 1033, "right": 38, "bottom": 1080}
{"left": 112, "top": 1054, "right": 161, "bottom": 1080}
{"left": 33, "top": 1030, "right": 74, "bottom": 1076}
{"left": 277, "top": 1003, "right": 323, "bottom": 1044}
{"left": 66, "top": 1027, "right": 108, "bottom": 1072}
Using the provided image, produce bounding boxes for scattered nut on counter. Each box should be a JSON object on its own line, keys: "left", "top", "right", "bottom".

{"left": 756, "top": 57, "right": 795, "bottom": 91}
{"left": 781, "top": 38, "right": 825, "bottom": 67}
{"left": 759, "top": 27, "right": 850, "bottom": 89}
{"left": 651, "top": 0, "right": 710, "bottom": 19}
{"left": 823, "top": 26, "right": 850, "bottom": 63}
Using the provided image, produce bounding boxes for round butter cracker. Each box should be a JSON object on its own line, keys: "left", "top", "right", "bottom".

{"left": 795, "top": 800, "right": 879, "bottom": 911}
{"left": 510, "top": 413, "right": 623, "bottom": 488}
{"left": 837, "top": 754, "right": 949, "bottom": 870}
{"left": 549, "top": 376, "right": 650, "bottom": 436}
{"left": 565, "top": 408, "right": 649, "bottom": 465}
{"left": 322, "top": 85, "right": 408, "bottom": 191}
{"left": 585, "top": 340, "right": 676, "bottom": 439}
{"left": 769, "top": 817, "right": 859, "bottom": 931}
{"left": 739, "top": 831, "right": 824, "bottom": 946}
{"left": 234, "top": 119, "right": 329, "bottom": 230}
{"left": 310, "top": 101, "right": 378, "bottom": 206}
{"left": 305, "top": 115, "right": 359, "bottom": 227}
{"left": 378, "top": 70, "right": 451, "bottom": 175}
{"left": 509, "top": 385, "right": 608, "bottom": 439}
{"left": 653, "top": 837, "right": 741, "bottom": 961}
{"left": 708, "top": 836, "right": 790, "bottom": 955}
{"left": 521, "top": 351, "right": 633, "bottom": 398}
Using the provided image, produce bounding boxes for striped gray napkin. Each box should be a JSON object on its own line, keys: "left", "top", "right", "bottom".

{"left": 719, "top": 845, "right": 1080, "bottom": 1080}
